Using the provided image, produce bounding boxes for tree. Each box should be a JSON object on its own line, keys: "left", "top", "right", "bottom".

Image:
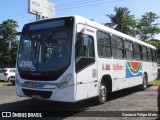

{"left": 0, "top": 19, "right": 19, "bottom": 67}
{"left": 106, "top": 7, "right": 136, "bottom": 36}
{"left": 135, "top": 12, "right": 160, "bottom": 42}
{"left": 0, "top": 19, "right": 18, "bottom": 48}
{"left": 147, "top": 39, "right": 160, "bottom": 59}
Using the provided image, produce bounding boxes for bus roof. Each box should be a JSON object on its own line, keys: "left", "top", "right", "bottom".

{"left": 73, "top": 15, "right": 156, "bottom": 50}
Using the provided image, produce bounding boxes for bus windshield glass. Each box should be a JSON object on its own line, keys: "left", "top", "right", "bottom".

{"left": 18, "top": 18, "right": 73, "bottom": 73}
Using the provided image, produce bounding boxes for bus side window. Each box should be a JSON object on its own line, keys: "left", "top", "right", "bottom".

{"left": 155, "top": 50, "right": 157, "bottom": 62}
{"left": 147, "top": 48, "right": 152, "bottom": 62}
{"left": 152, "top": 49, "right": 156, "bottom": 62}
{"left": 76, "top": 32, "right": 95, "bottom": 60}
{"left": 97, "top": 31, "right": 111, "bottom": 58}
{"left": 134, "top": 43, "right": 142, "bottom": 61}
{"left": 76, "top": 32, "right": 95, "bottom": 72}
{"left": 124, "top": 40, "right": 133, "bottom": 60}
{"left": 142, "top": 46, "right": 148, "bottom": 61}
{"left": 111, "top": 36, "right": 124, "bottom": 59}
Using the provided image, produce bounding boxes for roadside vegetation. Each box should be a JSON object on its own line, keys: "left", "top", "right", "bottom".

{"left": 148, "top": 78, "right": 160, "bottom": 86}
{"left": 0, "top": 81, "right": 11, "bottom": 86}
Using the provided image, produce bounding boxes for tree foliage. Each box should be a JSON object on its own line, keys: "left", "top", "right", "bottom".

{"left": 135, "top": 12, "right": 160, "bottom": 42}
{"left": 106, "top": 7, "right": 136, "bottom": 36}
{"left": 106, "top": 7, "right": 160, "bottom": 42}
{"left": 0, "top": 19, "right": 19, "bottom": 67}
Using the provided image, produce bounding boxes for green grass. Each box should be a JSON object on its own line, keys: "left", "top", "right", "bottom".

{"left": 0, "top": 81, "right": 11, "bottom": 86}
{"left": 148, "top": 78, "right": 160, "bottom": 86}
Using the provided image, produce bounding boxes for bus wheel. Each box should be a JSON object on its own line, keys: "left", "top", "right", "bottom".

{"left": 141, "top": 74, "right": 147, "bottom": 91}
{"left": 96, "top": 82, "right": 107, "bottom": 104}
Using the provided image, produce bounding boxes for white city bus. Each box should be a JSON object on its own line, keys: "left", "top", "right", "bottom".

{"left": 16, "top": 16, "right": 158, "bottom": 104}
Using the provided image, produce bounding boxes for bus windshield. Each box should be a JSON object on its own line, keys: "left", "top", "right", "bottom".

{"left": 18, "top": 18, "right": 73, "bottom": 73}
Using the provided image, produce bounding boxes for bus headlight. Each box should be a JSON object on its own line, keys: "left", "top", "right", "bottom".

{"left": 58, "top": 74, "right": 72, "bottom": 89}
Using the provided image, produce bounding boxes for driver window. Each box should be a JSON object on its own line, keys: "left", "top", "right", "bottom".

{"left": 76, "top": 33, "right": 95, "bottom": 61}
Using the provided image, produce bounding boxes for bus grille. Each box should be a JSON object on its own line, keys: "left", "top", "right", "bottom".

{"left": 22, "top": 89, "right": 52, "bottom": 99}
{"left": 20, "top": 74, "right": 59, "bottom": 81}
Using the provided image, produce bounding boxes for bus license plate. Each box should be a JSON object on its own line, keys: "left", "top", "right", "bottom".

{"left": 32, "top": 94, "right": 42, "bottom": 99}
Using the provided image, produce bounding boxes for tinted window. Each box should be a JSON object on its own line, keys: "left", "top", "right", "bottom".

{"left": 76, "top": 34, "right": 95, "bottom": 60}
{"left": 142, "top": 46, "right": 147, "bottom": 61}
{"left": 111, "top": 36, "right": 123, "bottom": 59}
{"left": 134, "top": 43, "right": 142, "bottom": 60}
{"left": 76, "top": 33, "right": 95, "bottom": 72}
{"left": 152, "top": 50, "right": 156, "bottom": 62}
{"left": 97, "top": 31, "right": 111, "bottom": 57}
{"left": 148, "top": 48, "right": 152, "bottom": 61}
{"left": 124, "top": 40, "right": 133, "bottom": 60}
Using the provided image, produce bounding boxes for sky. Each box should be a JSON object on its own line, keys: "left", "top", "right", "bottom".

{"left": 0, "top": 0, "right": 160, "bottom": 39}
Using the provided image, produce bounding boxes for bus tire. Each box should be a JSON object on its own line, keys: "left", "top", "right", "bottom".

{"left": 95, "top": 82, "right": 107, "bottom": 104}
{"left": 140, "top": 74, "right": 147, "bottom": 91}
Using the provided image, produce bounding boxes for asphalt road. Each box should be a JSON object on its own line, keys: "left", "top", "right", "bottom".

{"left": 0, "top": 84, "right": 159, "bottom": 120}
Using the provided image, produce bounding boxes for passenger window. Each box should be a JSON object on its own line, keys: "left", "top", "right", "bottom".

{"left": 152, "top": 50, "right": 156, "bottom": 62}
{"left": 134, "top": 43, "right": 142, "bottom": 60}
{"left": 111, "top": 36, "right": 123, "bottom": 59}
{"left": 142, "top": 46, "right": 147, "bottom": 61}
{"left": 147, "top": 48, "right": 152, "bottom": 61}
{"left": 124, "top": 40, "right": 133, "bottom": 60}
{"left": 97, "top": 31, "right": 111, "bottom": 57}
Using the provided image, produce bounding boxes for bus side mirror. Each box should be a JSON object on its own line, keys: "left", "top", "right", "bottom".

{"left": 77, "top": 32, "right": 83, "bottom": 39}
{"left": 77, "top": 32, "right": 88, "bottom": 46}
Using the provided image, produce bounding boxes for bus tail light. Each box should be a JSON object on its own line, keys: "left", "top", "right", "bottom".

{"left": 58, "top": 74, "right": 72, "bottom": 89}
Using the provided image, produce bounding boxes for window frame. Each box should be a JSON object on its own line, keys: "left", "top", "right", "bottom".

{"left": 134, "top": 43, "right": 142, "bottom": 61}
{"left": 124, "top": 40, "right": 134, "bottom": 60}
{"left": 97, "top": 30, "right": 111, "bottom": 58}
{"left": 152, "top": 49, "right": 157, "bottom": 62}
{"left": 76, "top": 33, "right": 95, "bottom": 61}
{"left": 147, "top": 48, "right": 152, "bottom": 62}
{"left": 111, "top": 35, "right": 124, "bottom": 59}
{"left": 142, "top": 46, "right": 148, "bottom": 61}
{"left": 75, "top": 32, "right": 96, "bottom": 72}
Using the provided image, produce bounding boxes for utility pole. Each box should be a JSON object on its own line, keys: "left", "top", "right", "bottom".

{"left": 36, "top": 11, "right": 42, "bottom": 20}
